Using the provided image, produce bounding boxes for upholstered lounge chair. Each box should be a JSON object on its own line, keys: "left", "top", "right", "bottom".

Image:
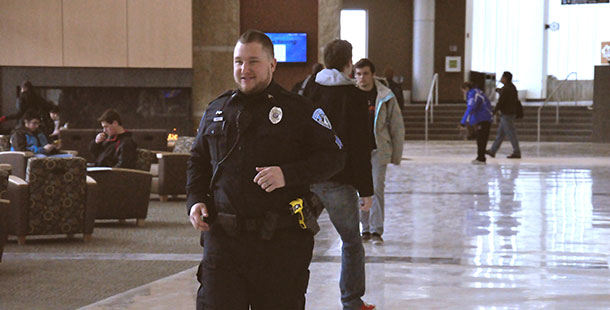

{"left": 0, "top": 150, "right": 78, "bottom": 180}
{"left": 151, "top": 136, "right": 194, "bottom": 202}
{"left": 0, "top": 167, "right": 9, "bottom": 261}
{"left": 0, "top": 135, "right": 11, "bottom": 152}
{"left": 6, "top": 157, "right": 97, "bottom": 245}
{"left": 86, "top": 149, "right": 153, "bottom": 226}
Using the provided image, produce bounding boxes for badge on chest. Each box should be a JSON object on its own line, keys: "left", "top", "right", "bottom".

{"left": 269, "top": 106, "right": 283, "bottom": 125}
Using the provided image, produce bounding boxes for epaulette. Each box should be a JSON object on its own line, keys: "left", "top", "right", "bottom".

{"left": 276, "top": 87, "right": 302, "bottom": 102}
{"left": 209, "top": 90, "right": 237, "bottom": 107}
{"left": 215, "top": 90, "right": 236, "bottom": 100}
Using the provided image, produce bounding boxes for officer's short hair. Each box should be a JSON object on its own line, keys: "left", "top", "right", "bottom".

{"left": 237, "top": 30, "right": 274, "bottom": 59}
{"left": 323, "top": 40, "right": 352, "bottom": 71}
{"left": 98, "top": 108, "right": 122, "bottom": 126}
{"left": 354, "top": 58, "right": 375, "bottom": 74}
{"left": 502, "top": 71, "right": 513, "bottom": 82}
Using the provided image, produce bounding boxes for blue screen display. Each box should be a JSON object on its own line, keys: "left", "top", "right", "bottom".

{"left": 265, "top": 33, "right": 307, "bottom": 63}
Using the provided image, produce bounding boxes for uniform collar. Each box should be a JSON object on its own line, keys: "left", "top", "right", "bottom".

{"left": 235, "top": 80, "right": 279, "bottom": 103}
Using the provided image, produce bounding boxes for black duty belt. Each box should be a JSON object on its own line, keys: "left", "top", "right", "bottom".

{"left": 215, "top": 212, "right": 297, "bottom": 240}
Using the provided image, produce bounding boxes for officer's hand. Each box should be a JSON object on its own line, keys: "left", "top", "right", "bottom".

{"left": 254, "top": 166, "right": 286, "bottom": 193}
{"left": 189, "top": 203, "right": 210, "bottom": 232}
{"left": 360, "top": 196, "right": 373, "bottom": 211}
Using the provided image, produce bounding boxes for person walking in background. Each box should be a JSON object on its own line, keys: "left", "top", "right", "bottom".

{"left": 459, "top": 82, "right": 493, "bottom": 165}
{"left": 292, "top": 62, "right": 324, "bottom": 96}
{"left": 354, "top": 58, "right": 404, "bottom": 245}
{"left": 0, "top": 81, "right": 55, "bottom": 137}
{"left": 487, "top": 71, "right": 522, "bottom": 159}
{"left": 305, "top": 40, "right": 376, "bottom": 310}
{"left": 383, "top": 67, "right": 405, "bottom": 110}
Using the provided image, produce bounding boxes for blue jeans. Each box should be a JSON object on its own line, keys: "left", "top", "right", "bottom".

{"left": 311, "top": 182, "right": 365, "bottom": 310}
{"left": 360, "top": 150, "right": 387, "bottom": 235}
{"left": 34, "top": 153, "right": 74, "bottom": 158}
{"left": 489, "top": 114, "right": 521, "bottom": 156}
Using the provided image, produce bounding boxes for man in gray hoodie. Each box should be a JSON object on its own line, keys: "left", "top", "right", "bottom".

{"left": 305, "top": 40, "right": 376, "bottom": 310}
{"left": 354, "top": 58, "right": 405, "bottom": 245}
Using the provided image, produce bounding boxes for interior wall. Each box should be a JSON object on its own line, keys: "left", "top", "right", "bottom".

{"left": 192, "top": 0, "right": 239, "bottom": 125}
{"left": 0, "top": 0, "right": 63, "bottom": 67}
{"left": 434, "top": 0, "right": 466, "bottom": 102}
{"left": 343, "top": 0, "right": 413, "bottom": 91}
{"left": 240, "top": 0, "right": 318, "bottom": 90}
{"left": 63, "top": 0, "right": 128, "bottom": 67}
{"left": 128, "top": 0, "right": 192, "bottom": 68}
{"left": 0, "top": 0, "right": 191, "bottom": 68}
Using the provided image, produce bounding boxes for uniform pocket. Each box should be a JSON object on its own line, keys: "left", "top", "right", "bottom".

{"left": 203, "top": 122, "right": 226, "bottom": 161}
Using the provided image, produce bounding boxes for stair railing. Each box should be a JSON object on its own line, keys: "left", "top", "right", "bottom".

{"left": 537, "top": 72, "right": 577, "bottom": 143}
{"left": 424, "top": 73, "right": 439, "bottom": 141}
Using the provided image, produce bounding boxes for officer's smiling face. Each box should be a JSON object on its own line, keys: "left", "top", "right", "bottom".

{"left": 233, "top": 41, "right": 277, "bottom": 95}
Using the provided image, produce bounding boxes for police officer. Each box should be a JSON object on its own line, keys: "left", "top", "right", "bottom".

{"left": 187, "top": 30, "right": 344, "bottom": 310}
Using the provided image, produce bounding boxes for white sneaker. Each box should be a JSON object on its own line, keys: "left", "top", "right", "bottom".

{"left": 471, "top": 159, "right": 486, "bottom": 165}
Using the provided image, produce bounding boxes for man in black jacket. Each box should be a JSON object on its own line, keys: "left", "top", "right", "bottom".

{"left": 0, "top": 81, "right": 55, "bottom": 137}
{"left": 305, "top": 39, "right": 376, "bottom": 310}
{"left": 187, "top": 30, "right": 344, "bottom": 310}
{"left": 89, "top": 109, "right": 137, "bottom": 168}
{"left": 487, "top": 71, "right": 522, "bottom": 159}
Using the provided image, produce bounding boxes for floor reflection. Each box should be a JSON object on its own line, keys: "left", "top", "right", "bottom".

{"left": 77, "top": 142, "right": 610, "bottom": 310}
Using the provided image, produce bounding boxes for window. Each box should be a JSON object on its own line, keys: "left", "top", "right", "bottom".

{"left": 471, "top": 0, "right": 544, "bottom": 99}
{"left": 471, "top": 0, "right": 610, "bottom": 99}
{"left": 548, "top": 2, "right": 610, "bottom": 80}
{"left": 340, "top": 10, "right": 368, "bottom": 65}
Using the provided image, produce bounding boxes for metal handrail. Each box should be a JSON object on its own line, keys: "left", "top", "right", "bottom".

{"left": 537, "top": 72, "right": 577, "bottom": 143}
{"left": 424, "top": 73, "right": 439, "bottom": 141}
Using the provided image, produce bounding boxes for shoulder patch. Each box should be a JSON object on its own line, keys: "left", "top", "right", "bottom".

{"left": 312, "top": 108, "right": 332, "bottom": 130}
{"left": 334, "top": 135, "right": 343, "bottom": 150}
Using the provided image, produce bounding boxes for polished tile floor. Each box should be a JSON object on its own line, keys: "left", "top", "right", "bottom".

{"left": 80, "top": 142, "right": 610, "bottom": 310}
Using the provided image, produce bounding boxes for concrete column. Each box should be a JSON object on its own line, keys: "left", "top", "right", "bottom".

{"left": 318, "top": 0, "right": 342, "bottom": 65}
{"left": 412, "top": 0, "right": 435, "bottom": 102}
{"left": 192, "top": 0, "right": 240, "bottom": 129}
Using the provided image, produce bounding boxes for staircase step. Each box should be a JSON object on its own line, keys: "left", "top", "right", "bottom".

{"left": 401, "top": 104, "right": 593, "bottom": 142}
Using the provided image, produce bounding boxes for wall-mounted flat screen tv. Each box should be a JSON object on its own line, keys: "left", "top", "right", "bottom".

{"left": 265, "top": 32, "right": 307, "bottom": 63}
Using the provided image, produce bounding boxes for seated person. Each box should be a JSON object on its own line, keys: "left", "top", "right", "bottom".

{"left": 10, "top": 109, "right": 68, "bottom": 157}
{"left": 48, "top": 104, "right": 65, "bottom": 141}
{"left": 89, "top": 109, "right": 137, "bottom": 169}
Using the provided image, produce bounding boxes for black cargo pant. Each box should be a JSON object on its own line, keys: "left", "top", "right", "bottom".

{"left": 476, "top": 121, "right": 491, "bottom": 161}
{"left": 196, "top": 225, "right": 314, "bottom": 310}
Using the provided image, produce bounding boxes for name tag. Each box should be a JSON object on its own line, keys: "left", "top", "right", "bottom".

{"left": 213, "top": 116, "right": 224, "bottom": 122}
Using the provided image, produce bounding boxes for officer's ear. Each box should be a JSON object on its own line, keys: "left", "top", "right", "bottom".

{"left": 270, "top": 57, "right": 277, "bottom": 73}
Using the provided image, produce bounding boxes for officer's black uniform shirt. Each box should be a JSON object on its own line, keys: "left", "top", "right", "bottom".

{"left": 187, "top": 81, "right": 344, "bottom": 219}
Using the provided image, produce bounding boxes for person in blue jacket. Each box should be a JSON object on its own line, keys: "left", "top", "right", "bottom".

{"left": 10, "top": 109, "right": 67, "bottom": 157}
{"left": 459, "top": 82, "right": 493, "bottom": 165}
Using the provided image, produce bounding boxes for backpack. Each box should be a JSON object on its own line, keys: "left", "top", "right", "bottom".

{"left": 515, "top": 100, "right": 524, "bottom": 119}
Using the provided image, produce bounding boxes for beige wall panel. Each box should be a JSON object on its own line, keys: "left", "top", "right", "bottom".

{"left": 127, "top": 0, "right": 192, "bottom": 68}
{"left": 63, "top": 0, "right": 127, "bottom": 67}
{"left": 0, "top": 0, "right": 63, "bottom": 66}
